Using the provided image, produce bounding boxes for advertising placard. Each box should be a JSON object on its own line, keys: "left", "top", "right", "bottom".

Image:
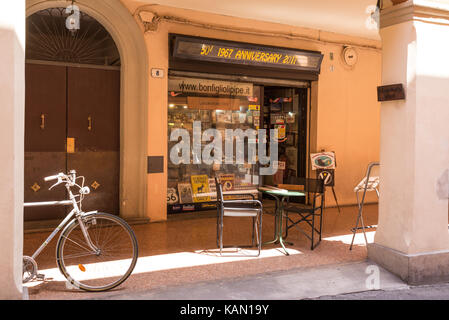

{"left": 178, "top": 183, "right": 193, "bottom": 204}
{"left": 191, "top": 175, "right": 211, "bottom": 203}
{"left": 310, "top": 152, "right": 336, "bottom": 170}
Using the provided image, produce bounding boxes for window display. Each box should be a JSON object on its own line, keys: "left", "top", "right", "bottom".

{"left": 166, "top": 77, "right": 309, "bottom": 214}
{"left": 167, "top": 77, "right": 261, "bottom": 213}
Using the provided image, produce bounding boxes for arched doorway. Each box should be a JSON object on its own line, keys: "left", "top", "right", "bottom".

{"left": 25, "top": 7, "right": 121, "bottom": 221}
{"left": 25, "top": 0, "right": 149, "bottom": 222}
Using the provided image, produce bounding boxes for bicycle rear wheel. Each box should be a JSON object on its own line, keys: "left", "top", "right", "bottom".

{"left": 56, "top": 213, "right": 138, "bottom": 292}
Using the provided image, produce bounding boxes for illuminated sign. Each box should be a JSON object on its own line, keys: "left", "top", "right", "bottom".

{"left": 173, "top": 36, "right": 324, "bottom": 73}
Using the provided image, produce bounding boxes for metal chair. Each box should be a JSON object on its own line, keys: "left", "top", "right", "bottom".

{"left": 283, "top": 177, "right": 325, "bottom": 250}
{"left": 349, "top": 162, "right": 380, "bottom": 250}
{"left": 215, "top": 176, "right": 263, "bottom": 257}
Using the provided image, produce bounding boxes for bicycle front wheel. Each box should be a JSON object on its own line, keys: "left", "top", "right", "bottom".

{"left": 56, "top": 213, "right": 138, "bottom": 292}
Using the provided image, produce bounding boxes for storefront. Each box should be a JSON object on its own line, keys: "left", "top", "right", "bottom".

{"left": 21, "top": 1, "right": 384, "bottom": 225}
{"left": 11, "top": 0, "right": 449, "bottom": 299}
{"left": 166, "top": 35, "right": 323, "bottom": 214}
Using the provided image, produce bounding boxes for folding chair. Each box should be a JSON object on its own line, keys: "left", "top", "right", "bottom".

{"left": 283, "top": 177, "right": 325, "bottom": 250}
{"left": 349, "top": 162, "right": 380, "bottom": 250}
{"left": 215, "top": 177, "right": 263, "bottom": 257}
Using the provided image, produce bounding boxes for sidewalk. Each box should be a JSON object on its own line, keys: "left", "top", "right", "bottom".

{"left": 24, "top": 204, "right": 378, "bottom": 300}
{"left": 317, "top": 282, "right": 449, "bottom": 300}
{"left": 94, "top": 260, "right": 409, "bottom": 300}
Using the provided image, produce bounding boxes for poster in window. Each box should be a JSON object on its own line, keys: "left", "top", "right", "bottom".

{"left": 253, "top": 116, "right": 260, "bottom": 127}
{"left": 217, "top": 111, "right": 232, "bottom": 124}
{"left": 167, "top": 187, "right": 179, "bottom": 204}
{"left": 191, "top": 175, "right": 211, "bottom": 203}
{"left": 224, "top": 111, "right": 233, "bottom": 124}
{"left": 270, "top": 113, "right": 285, "bottom": 125}
{"left": 275, "top": 124, "right": 287, "bottom": 142}
{"left": 232, "top": 112, "right": 240, "bottom": 124}
{"left": 249, "top": 105, "right": 260, "bottom": 111}
{"left": 178, "top": 183, "right": 193, "bottom": 204}
{"left": 273, "top": 161, "right": 286, "bottom": 172}
{"left": 239, "top": 113, "right": 247, "bottom": 124}
{"left": 219, "top": 173, "right": 235, "bottom": 191}
{"left": 208, "top": 178, "right": 217, "bottom": 201}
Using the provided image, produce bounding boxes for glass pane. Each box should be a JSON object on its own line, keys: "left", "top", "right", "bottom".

{"left": 167, "top": 77, "right": 261, "bottom": 212}
{"left": 26, "top": 8, "right": 120, "bottom": 66}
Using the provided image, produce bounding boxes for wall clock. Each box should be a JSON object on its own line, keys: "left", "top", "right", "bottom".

{"left": 343, "top": 46, "right": 358, "bottom": 67}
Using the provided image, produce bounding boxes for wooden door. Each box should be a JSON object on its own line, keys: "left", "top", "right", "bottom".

{"left": 67, "top": 67, "right": 120, "bottom": 215}
{"left": 25, "top": 64, "right": 121, "bottom": 221}
{"left": 24, "top": 64, "right": 67, "bottom": 221}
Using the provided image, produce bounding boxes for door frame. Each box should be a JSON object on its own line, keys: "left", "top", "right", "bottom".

{"left": 26, "top": 59, "right": 121, "bottom": 71}
{"left": 26, "top": 0, "right": 149, "bottom": 220}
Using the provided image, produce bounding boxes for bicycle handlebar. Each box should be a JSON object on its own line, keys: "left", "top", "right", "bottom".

{"left": 43, "top": 170, "right": 89, "bottom": 203}
{"left": 45, "top": 172, "right": 77, "bottom": 189}
{"left": 44, "top": 174, "right": 63, "bottom": 182}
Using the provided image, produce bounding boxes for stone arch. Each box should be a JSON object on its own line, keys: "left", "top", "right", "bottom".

{"left": 26, "top": 0, "right": 148, "bottom": 219}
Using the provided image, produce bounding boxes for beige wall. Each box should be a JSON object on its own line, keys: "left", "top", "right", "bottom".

{"left": 119, "top": 1, "right": 382, "bottom": 220}
{"left": 315, "top": 40, "right": 381, "bottom": 207}
{"left": 123, "top": 0, "right": 382, "bottom": 40}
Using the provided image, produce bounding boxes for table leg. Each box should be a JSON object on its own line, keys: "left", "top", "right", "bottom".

{"left": 262, "top": 194, "right": 293, "bottom": 255}
{"left": 276, "top": 197, "right": 293, "bottom": 256}
{"left": 264, "top": 196, "right": 280, "bottom": 245}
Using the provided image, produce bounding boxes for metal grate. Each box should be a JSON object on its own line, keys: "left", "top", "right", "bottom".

{"left": 26, "top": 7, "right": 120, "bottom": 66}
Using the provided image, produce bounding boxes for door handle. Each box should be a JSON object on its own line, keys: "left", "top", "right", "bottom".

{"left": 88, "top": 116, "right": 92, "bottom": 131}
{"left": 40, "top": 114, "right": 45, "bottom": 130}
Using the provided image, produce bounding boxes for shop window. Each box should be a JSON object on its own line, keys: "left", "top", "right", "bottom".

{"left": 167, "top": 77, "right": 261, "bottom": 213}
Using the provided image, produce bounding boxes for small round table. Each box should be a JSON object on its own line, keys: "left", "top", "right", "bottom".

{"left": 260, "top": 189, "right": 305, "bottom": 256}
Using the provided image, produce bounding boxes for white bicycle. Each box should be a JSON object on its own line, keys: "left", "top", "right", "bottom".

{"left": 23, "top": 170, "right": 138, "bottom": 292}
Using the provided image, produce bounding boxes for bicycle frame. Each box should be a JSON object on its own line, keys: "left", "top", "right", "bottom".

{"left": 25, "top": 181, "right": 99, "bottom": 261}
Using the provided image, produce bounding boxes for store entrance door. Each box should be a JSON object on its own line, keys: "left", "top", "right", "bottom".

{"left": 24, "top": 63, "right": 120, "bottom": 221}
{"left": 263, "top": 86, "right": 309, "bottom": 185}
